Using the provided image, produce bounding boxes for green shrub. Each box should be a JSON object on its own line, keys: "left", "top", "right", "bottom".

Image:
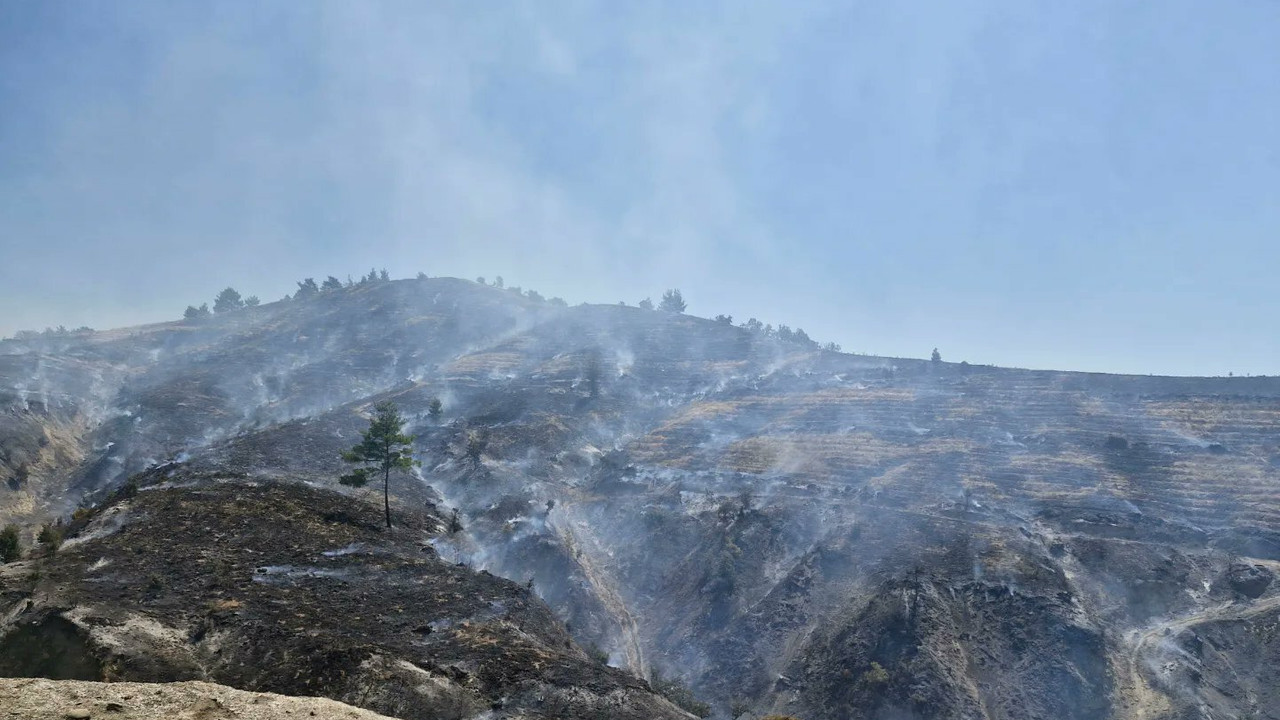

{"left": 584, "top": 642, "right": 609, "bottom": 666}
{"left": 0, "top": 525, "right": 20, "bottom": 563}
{"left": 37, "top": 523, "right": 63, "bottom": 554}
{"left": 858, "top": 661, "right": 890, "bottom": 688}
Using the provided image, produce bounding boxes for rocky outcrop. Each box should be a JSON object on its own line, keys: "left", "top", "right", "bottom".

{"left": 0, "top": 677, "right": 399, "bottom": 720}
{"left": 1223, "top": 562, "right": 1275, "bottom": 599}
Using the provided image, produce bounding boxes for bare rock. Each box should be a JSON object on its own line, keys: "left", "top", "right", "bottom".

{"left": 1, "top": 678, "right": 397, "bottom": 720}
{"left": 1225, "top": 562, "right": 1274, "bottom": 599}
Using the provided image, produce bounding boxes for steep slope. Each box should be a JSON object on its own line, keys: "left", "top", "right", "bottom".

{"left": 0, "top": 278, "right": 541, "bottom": 525}
{"left": 0, "top": 469, "right": 691, "bottom": 720}
{"left": 4, "top": 276, "right": 1280, "bottom": 719}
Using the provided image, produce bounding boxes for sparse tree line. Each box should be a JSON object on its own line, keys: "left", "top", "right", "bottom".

{"left": 0, "top": 268, "right": 1041, "bottom": 371}
{"left": 0, "top": 503, "right": 101, "bottom": 563}
{"left": 181, "top": 268, "right": 404, "bottom": 320}
{"left": 294, "top": 268, "right": 394, "bottom": 300}
{"left": 627, "top": 288, "right": 687, "bottom": 313}
{"left": 736, "top": 316, "right": 840, "bottom": 352}
{"left": 619, "top": 288, "right": 842, "bottom": 352}
{"left": 183, "top": 286, "right": 260, "bottom": 320}
{"left": 6, "top": 325, "right": 95, "bottom": 341}
{"left": 473, "top": 276, "right": 568, "bottom": 306}
{"left": 162, "top": 271, "right": 852, "bottom": 359}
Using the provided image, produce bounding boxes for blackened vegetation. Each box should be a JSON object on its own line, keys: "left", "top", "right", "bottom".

{"left": 5, "top": 479, "right": 691, "bottom": 720}
{"left": 1102, "top": 433, "right": 1173, "bottom": 477}
{"left": 791, "top": 576, "right": 1110, "bottom": 720}
{"left": 649, "top": 667, "right": 711, "bottom": 717}
{"left": 0, "top": 615, "right": 101, "bottom": 680}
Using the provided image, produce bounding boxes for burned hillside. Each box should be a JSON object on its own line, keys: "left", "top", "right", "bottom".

{"left": 0, "top": 471, "right": 692, "bottom": 720}
{"left": 4, "top": 276, "right": 1280, "bottom": 719}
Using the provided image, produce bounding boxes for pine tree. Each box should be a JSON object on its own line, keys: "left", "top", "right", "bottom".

{"left": 659, "top": 289, "right": 686, "bottom": 313}
{"left": 340, "top": 401, "right": 419, "bottom": 528}
{"left": 213, "top": 287, "right": 244, "bottom": 313}
{"left": 295, "top": 278, "right": 319, "bottom": 298}
{"left": 0, "top": 525, "right": 20, "bottom": 563}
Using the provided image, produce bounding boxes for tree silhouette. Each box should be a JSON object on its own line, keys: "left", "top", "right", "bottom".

{"left": 659, "top": 289, "right": 686, "bottom": 313}
{"left": 213, "top": 287, "right": 244, "bottom": 313}
{"left": 464, "top": 429, "right": 489, "bottom": 469}
{"left": 295, "top": 278, "right": 319, "bottom": 298}
{"left": 340, "top": 401, "right": 419, "bottom": 528}
{"left": 0, "top": 525, "right": 20, "bottom": 563}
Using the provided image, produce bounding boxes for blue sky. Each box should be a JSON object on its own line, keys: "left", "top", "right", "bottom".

{"left": 2, "top": 1, "right": 1278, "bottom": 376}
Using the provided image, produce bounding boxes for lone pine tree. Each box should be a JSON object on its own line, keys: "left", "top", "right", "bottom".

{"left": 341, "top": 401, "right": 419, "bottom": 528}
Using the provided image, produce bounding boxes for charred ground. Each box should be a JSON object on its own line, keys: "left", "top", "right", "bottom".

{"left": 0, "top": 469, "right": 691, "bottom": 719}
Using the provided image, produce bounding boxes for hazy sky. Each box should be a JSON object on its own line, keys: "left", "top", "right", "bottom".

{"left": 3, "top": 2, "right": 1278, "bottom": 376}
